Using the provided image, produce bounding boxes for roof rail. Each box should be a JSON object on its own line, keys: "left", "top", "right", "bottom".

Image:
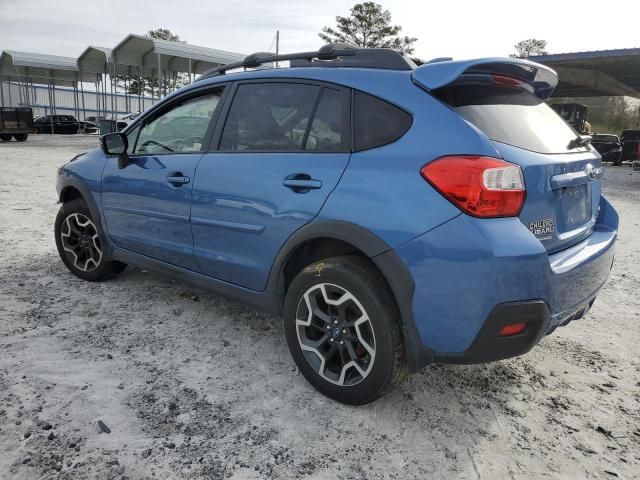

{"left": 197, "top": 44, "right": 415, "bottom": 80}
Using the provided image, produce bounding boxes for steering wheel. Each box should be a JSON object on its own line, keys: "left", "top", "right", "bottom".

{"left": 177, "top": 136, "right": 204, "bottom": 151}
{"left": 139, "top": 139, "right": 174, "bottom": 153}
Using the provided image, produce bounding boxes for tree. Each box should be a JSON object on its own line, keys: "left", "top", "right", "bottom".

{"left": 148, "top": 28, "right": 182, "bottom": 42}
{"left": 549, "top": 96, "right": 636, "bottom": 133}
{"left": 319, "top": 2, "right": 417, "bottom": 54}
{"left": 511, "top": 38, "right": 548, "bottom": 58}
{"left": 116, "top": 28, "right": 188, "bottom": 99}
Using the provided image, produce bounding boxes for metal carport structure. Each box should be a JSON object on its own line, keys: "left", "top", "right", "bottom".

{"left": 0, "top": 50, "right": 80, "bottom": 131}
{"left": 77, "top": 46, "right": 113, "bottom": 120}
{"left": 530, "top": 48, "right": 640, "bottom": 99}
{"left": 111, "top": 34, "right": 244, "bottom": 100}
{"left": 1, "top": 35, "right": 244, "bottom": 129}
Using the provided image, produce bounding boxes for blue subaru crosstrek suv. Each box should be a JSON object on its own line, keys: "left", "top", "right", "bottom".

{"left": 55, "top": 45, "right": 618, "bottom": 404}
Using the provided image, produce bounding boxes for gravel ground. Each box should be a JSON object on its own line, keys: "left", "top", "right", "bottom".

{"left": 0, "top": 135, "right": 639, "bottom": 480}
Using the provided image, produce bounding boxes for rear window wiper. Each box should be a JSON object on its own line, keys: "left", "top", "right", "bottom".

{"left": 567, "top": 135, "right": 592, "bottom": 150}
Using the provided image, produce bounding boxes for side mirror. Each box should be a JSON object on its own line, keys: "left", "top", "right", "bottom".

{"left": 100, "top": 132, "right": 129, "bottom": 169}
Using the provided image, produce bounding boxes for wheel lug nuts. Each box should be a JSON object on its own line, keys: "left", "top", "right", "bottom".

{"left": 342, "top": 329, "right": 346, "bottom": 334}
{"left": 339, "top": 341, "right": 344, "bottom": 345}
{"left": 333, "top": 320, "right": 338, "bottom": 324}
{"left": 329, "top": 338, "right": 334, "bottom": 343}
{"left": 326, "top": 325, "right": 331, "bottom": 330}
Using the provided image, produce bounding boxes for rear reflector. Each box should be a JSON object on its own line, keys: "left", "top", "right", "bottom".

{"left": 499, "top": 322, "right": 527, "bottom": 337}
{"left": 420, "top": 156, "right": 526, "bottom": 218}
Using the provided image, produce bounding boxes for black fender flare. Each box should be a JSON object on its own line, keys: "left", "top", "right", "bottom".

{"left": 58, "top": 178, "right": 115, "bottom": 259}
{"left": 265, "top": 220, "right": 433, "bottom": 371}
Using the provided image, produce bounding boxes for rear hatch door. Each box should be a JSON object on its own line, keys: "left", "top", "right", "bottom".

{"left": 414, "top": 58, "right": 602, "bottom": 253}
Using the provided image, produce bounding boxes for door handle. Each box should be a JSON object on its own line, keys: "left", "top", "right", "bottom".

{"left": 283, "top": 174, "right": 322, "bottom": 193}
{"left": 166, "top": 173, "right": 190, "bottom": 186}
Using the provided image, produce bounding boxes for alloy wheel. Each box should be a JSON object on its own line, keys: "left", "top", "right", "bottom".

{"left": 60, "top": 213, "right": 102, "bottom": 272}
{"left": 295, "top": 283, "right": 376, "bottom": 386}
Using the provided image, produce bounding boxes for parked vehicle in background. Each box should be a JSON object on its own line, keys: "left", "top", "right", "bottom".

{"left": 54, "top": 46, "right": 618, "bottom": 404}
{"left": 85, "top": 116, "right": 129, "bottom": 132}
{"left": 79, "top": 120, "right": 98, "bottom": 134}
{"left": 115, "top": 120, "right": 129, "bottom": 131}
{"left": 550, "top": 103, "right": 591, "bottom": 133}
{"left": 84, "top": 115, "right": 105, "bottom": 125}
{"left": 620, "top": 129, "right": 640, "bottom": 162}
{"left": 34, "top": 115, "right": 80, "bottom": 134}
{"left": 119, "top": 112, "right": 141, "bottom": 124}
{"left": 0, "top": 107, "right": 33, "bottom": 142}
{"left": 591, "top": 134, "right": 622, "bottom": 165}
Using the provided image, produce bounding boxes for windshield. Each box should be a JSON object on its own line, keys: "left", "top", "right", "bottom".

{"left": 592, "top": 135, "right": 618, "bottom": 143}
{"left": 436, "top": 84, "right": 582, "bottom": 154}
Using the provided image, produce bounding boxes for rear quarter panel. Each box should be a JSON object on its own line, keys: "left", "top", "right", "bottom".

{"left": 315, "top": 70, "right": 501, "bottom": 250}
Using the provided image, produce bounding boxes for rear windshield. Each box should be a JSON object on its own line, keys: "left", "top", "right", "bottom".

{"left": 436, "top": 84, "right": 581, "bottom": 154}
{"left": 621, "top": 131, "right": 640, "bottom": 141}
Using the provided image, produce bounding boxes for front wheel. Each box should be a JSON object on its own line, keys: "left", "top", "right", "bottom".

{"left": 283, "top": 256, "right": 406, "bottom": 404}
{"left": 54, "top": 199, "right": 126, "bottom": 281}
{"left": 0, "top": 134, "right": 11, "bottom": 142}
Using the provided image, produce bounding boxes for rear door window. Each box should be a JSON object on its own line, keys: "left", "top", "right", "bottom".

{"left": 353, "top": 91, "right": 412, "bottom": 151}
{"left": 219, "top": 83, "right": 320, "bottom": 151}
{"left": 436, "top": 84, "right": 581, "bottom": 154}
{"left": 305, "top": 88, "right": 347, "bottom": 151}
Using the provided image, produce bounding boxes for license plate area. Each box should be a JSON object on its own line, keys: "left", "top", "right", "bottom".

{"left": 556, "top": 184, "right": 591, "bottom": 232}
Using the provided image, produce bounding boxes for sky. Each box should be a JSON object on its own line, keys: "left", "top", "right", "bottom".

{"left": 1, "top": 0, "right": 639, "bottom": 60}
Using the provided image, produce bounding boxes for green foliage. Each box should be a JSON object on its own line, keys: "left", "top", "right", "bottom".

{"left": 549, "top": 96, "right": 640, "bottom": 134}
{"left": 319, "top": 2, "right": 417, "bottom": 54}
{"left": 510, "top": 39, "right": 548, "bottom": 58}
{"left": 148, "top": 28, "right": 182, "bottom": 42}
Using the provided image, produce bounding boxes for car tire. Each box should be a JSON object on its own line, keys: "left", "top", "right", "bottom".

{"left": 13, "top": 134, "right": 28, "bottom": 142}
{"left": 55, "top": 199, "right": 126, "bottom": 282}
{"left": 0, "top": 134, "right": 11, "bottom": 142}
{"left": 283, "top": 255, "right": 407, "bottom": 405}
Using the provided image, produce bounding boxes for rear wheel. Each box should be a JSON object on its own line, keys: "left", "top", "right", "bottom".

{"left": 283, "top": 256, "right": 406, "bottom": 404}
{"left": 55, "top": 199, "right": 126, "bottom": 281}
{"left": 13, "top": 134, "right": 28, "bottom": 142}
{"left": 0, "top": 134, "right": 11, "bottom": 142}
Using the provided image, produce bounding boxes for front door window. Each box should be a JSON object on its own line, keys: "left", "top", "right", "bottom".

{"left": 133, "top": 93, "right": 222, "bottom": 154}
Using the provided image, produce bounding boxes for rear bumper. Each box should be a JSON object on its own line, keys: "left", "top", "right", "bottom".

{"left": 436, "top": 300, "right": 550, "bottom": 364}
{"left": 391, "top": 195, "right": 617, "bottom": 370}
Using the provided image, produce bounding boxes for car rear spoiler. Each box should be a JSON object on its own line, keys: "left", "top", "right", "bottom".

{"left": 411, "top": 57, "right": 558, "bottom": 99}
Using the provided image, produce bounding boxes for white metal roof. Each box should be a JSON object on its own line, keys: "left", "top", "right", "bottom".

{"left": 77, "top": 46, "right": 111, "bottom": 75}
{"left": 1, "top": 50, "right": 78, "bottom": 85}
{"left": 111, "top": 34, "right": 245, "bottom": 75}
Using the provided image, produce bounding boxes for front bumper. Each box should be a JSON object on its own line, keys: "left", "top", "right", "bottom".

{"left": 392, "top": 195, "right": 618, "bottom": 370}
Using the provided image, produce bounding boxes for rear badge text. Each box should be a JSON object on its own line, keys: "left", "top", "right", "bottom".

{"left": 529, "top": 219, "right": 554, "bottom": 240}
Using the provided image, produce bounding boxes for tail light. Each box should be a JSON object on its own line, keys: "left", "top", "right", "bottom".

{"left": 420, "top": 156, "right": 526, "bottom": 218}
{"left": 491, "top": 74, "right": 523, "bottom": 88}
